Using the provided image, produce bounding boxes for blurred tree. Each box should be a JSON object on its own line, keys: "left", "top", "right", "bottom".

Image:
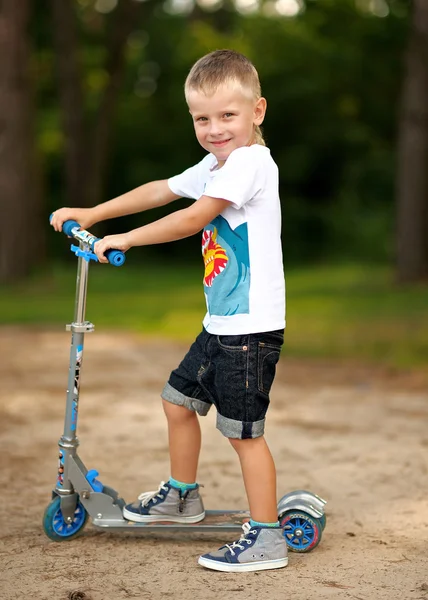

{"left": 0, "top": 0, "right": 42, "bottom": 282}
{"left": 51, "top": 0, "right": 86, "bottom": 209}
{"left": 396, "top": 0, "right": 428, "bottom": 282}
{"left": 51, "top": 0, "right": 155, "bottom": 209}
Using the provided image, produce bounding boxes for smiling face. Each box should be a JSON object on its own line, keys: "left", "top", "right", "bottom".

{"left": 187, "top": 83, "right": 267, "bottom": 167}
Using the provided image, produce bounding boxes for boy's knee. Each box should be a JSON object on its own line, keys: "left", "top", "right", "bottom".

{"left": 162, "top": 398, "right": 197, "bottom": 423}
{"left": 228, "top": 436, "right": 264, "bottom": 454}
{"left": 228, "top": 438, "right": 240, "bottom": 453}
{"left": 229, "top": 436, "right": 254, "bottom": 450}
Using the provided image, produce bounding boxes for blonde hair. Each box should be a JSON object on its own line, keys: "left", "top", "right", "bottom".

{"left": 185, "top": 50, "right": 266, "bottom": 146}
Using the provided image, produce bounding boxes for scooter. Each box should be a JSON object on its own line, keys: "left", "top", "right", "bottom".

{"left": 43, "top": 219, "right": 327, "bottom": 553}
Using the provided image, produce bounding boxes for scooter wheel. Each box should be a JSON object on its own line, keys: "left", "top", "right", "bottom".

{"left": 279, "top": 510, "right": 322, "bottom": 553}
{"left": 319, "top": 513, "right": 327, "bottom": 530}
{"left": 43, "top": 496, "right": 88, "bottom": 541}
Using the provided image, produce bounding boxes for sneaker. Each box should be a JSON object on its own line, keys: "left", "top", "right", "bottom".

{"left": 198, "top": 522, "right": 288, "bottom": 572}
{"left": 123, "top": 481, "right": 205, "bottom": 523}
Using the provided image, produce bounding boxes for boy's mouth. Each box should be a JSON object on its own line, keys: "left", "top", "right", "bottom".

{"left": 211, "top": 139, "right": 231, "bottom": 148}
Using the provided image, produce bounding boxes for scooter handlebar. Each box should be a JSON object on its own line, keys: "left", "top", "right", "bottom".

{"left": 51, "top": 216, "right": 126, "bottom": 267}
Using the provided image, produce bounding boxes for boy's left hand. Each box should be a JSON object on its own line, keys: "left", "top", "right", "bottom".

{"left": 94, "top": 233, "right": 132, "bottom": 263}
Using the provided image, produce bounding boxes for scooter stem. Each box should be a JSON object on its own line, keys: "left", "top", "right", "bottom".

{"left": 57, "top": 242, "right": 94, "bottom": 495}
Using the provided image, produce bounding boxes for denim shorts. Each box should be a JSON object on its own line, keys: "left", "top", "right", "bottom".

{"left": 161, "top": 328, "right": 284, "bottom": 439}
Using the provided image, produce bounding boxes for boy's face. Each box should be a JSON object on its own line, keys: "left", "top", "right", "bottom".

{"left": 187, "top": 84, "right": 266, "bottom": 167}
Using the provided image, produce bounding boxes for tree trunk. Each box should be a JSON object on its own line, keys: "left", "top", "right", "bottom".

{"left": 51, "top": 0, "right": 87, "bottom": 207}
{"left": 396, "top": 0, "right": 428, "bottom": 283}
{"left": 52, "top": 0, "right": 149, "bottom": 211}
{"left": 0, "top": 0, "right": 39, "bottom": 282}
{"left": 86, "top": 0, "right": 147, "bottom": 209}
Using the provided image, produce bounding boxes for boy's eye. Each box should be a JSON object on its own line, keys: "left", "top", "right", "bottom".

{"left": 223, "top": 113, "right": 234, "bottom": 118}
{"left": 196, "top": 116, "right": 208, "bottom": 122}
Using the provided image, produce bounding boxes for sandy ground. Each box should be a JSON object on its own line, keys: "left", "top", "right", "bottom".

{"left": 0, "top": 328, "right": 427, "bottom": 600}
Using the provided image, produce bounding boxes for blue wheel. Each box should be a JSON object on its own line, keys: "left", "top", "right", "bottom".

{"left": 43, "top": 496, "right": 88, "bottom": 541}
{"left": 319, "top": 513, "right": 327, "bottom": 530}
{"left": 279, "top": 510, "right": 322, "bottom": 553}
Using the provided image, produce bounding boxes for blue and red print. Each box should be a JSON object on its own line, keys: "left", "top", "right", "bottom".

{"left": 202, "top": 215, "right": 250, "bottom": 316}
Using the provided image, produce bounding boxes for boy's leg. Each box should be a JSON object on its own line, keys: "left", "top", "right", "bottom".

{"left": 197, "top": 330, "right": 287, "bottom": 571}
{"left": 123, "top": 329, "right": 210, "bottom": 523}
{"left": 122, "top": 401, "right": 205, "bottom": 523}
{"left": 162, "top": 399, "right": 201, "bottom": 483}
{"left": 198, "top": 436, "right": 287, "bottom": 572}
{"left": 228, "top": 436, "right": 278, "bottom": 523}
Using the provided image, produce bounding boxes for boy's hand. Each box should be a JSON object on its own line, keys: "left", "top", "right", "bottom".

{"left": 50, "top": 207, "right": 96, "bottom": 232}
{"left": 93, "top": 234, "right": 132, "bottom": 263}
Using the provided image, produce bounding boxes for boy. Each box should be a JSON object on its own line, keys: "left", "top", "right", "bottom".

{"left": 51, "top": 49, "right": 287, "bottom": 573}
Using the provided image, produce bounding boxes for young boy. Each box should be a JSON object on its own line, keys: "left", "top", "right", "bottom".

{"left": 51, "top": 49, "right": 287, "bottom": 573}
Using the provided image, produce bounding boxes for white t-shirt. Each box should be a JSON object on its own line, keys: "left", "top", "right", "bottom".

{"left": 168, "top": 144, "right": 286, "bottom": 335}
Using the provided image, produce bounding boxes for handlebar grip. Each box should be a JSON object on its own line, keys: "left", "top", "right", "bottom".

{"left": 61, "top": 219, "right": 80, "bottom": 237}
{"left": 103, "top": 249, "right": 126, "bottom": 267}
{"left": 50, "top": 215, "right": 126, "bottom": 267}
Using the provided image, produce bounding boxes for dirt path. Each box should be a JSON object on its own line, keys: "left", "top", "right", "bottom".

{"left": 0, "top": 329, "right": 427, "bottom": 600}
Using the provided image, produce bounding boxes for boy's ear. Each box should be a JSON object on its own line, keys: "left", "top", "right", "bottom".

{"left": 254, "top": 97, "right": 267, "bottom": 126}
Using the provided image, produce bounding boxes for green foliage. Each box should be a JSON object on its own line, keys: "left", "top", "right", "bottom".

{"left": 34, "top": 0, "right": 410, "bottom": 262}
{"left": 1, "top": 262, "right": 427, "bottom": 368}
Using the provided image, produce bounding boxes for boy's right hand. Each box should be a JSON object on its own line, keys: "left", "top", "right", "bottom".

{"left": 50, "top": 207, "right": 96, "bottom": 232}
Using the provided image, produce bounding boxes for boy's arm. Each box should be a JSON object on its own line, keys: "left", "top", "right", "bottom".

{"left": 51, "top": 180, "right": 179, "bottom": 232}
{"left": 93, "top": 195, "right": 230, "bottom": 261}
{"left": 92, "top": 180, "right": 179, "bottom": 222}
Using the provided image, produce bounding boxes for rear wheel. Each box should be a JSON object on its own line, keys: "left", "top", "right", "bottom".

{"left": 279, "top": 510, "right": 322, "bottom": 552}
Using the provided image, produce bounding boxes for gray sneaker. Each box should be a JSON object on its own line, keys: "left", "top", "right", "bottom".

{"left": 123, "top": 481, "right": 205, "bottom": 523}
{"left": 198, "top": 522, "right": 288, "bottom": 572}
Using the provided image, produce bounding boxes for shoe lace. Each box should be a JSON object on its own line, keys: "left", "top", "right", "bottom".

{"left": 225, "top": 522, "right": 257, "bottom": 556}
{"left": 137, "top": 481, "right": 169, "bottom": 507}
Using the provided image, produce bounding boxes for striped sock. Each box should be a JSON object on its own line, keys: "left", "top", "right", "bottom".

{"left": 249, "top": 519, "right": 280, "bottom": 528}
{"left": 169, "top": 477, "right": 198, "bottom": 491}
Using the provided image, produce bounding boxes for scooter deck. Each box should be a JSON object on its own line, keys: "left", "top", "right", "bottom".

{"left": 92, "top": 510, "right": 250, "bottom": 532}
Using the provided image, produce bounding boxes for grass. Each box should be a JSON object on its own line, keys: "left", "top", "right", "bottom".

{"left": 1, "top": 260, "right": 428, "bottom": 369}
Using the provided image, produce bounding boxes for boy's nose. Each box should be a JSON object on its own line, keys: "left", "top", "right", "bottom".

{"left": 209, "top": 120, "right": 223, "bottom": 136}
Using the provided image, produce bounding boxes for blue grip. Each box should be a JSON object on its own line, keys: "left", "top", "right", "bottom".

{"left": 50, "top": 215, "right": 126, "bottom": 266}
{"left": 103, "top": 249, "right": 126, "bottom": 266}
{"left": 62, "top": 219, "right": 81, "bottom": 237}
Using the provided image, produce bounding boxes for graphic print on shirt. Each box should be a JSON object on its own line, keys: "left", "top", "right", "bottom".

{"left": 202, "top": 215, "right": 250, "bottom": 316}
{"left": 202, "top": 227, "right": 228, "bottom": 287}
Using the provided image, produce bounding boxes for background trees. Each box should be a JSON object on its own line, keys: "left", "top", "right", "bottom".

{"left": 1, "top": 0, "right": 425, "bottom": 284}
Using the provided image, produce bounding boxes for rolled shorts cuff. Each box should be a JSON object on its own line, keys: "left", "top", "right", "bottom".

{"left": 161, "top": 382, "right": 211, "bottom": 416}
{"left": 216, "top": 413, "right": 265, "bottom": 440}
